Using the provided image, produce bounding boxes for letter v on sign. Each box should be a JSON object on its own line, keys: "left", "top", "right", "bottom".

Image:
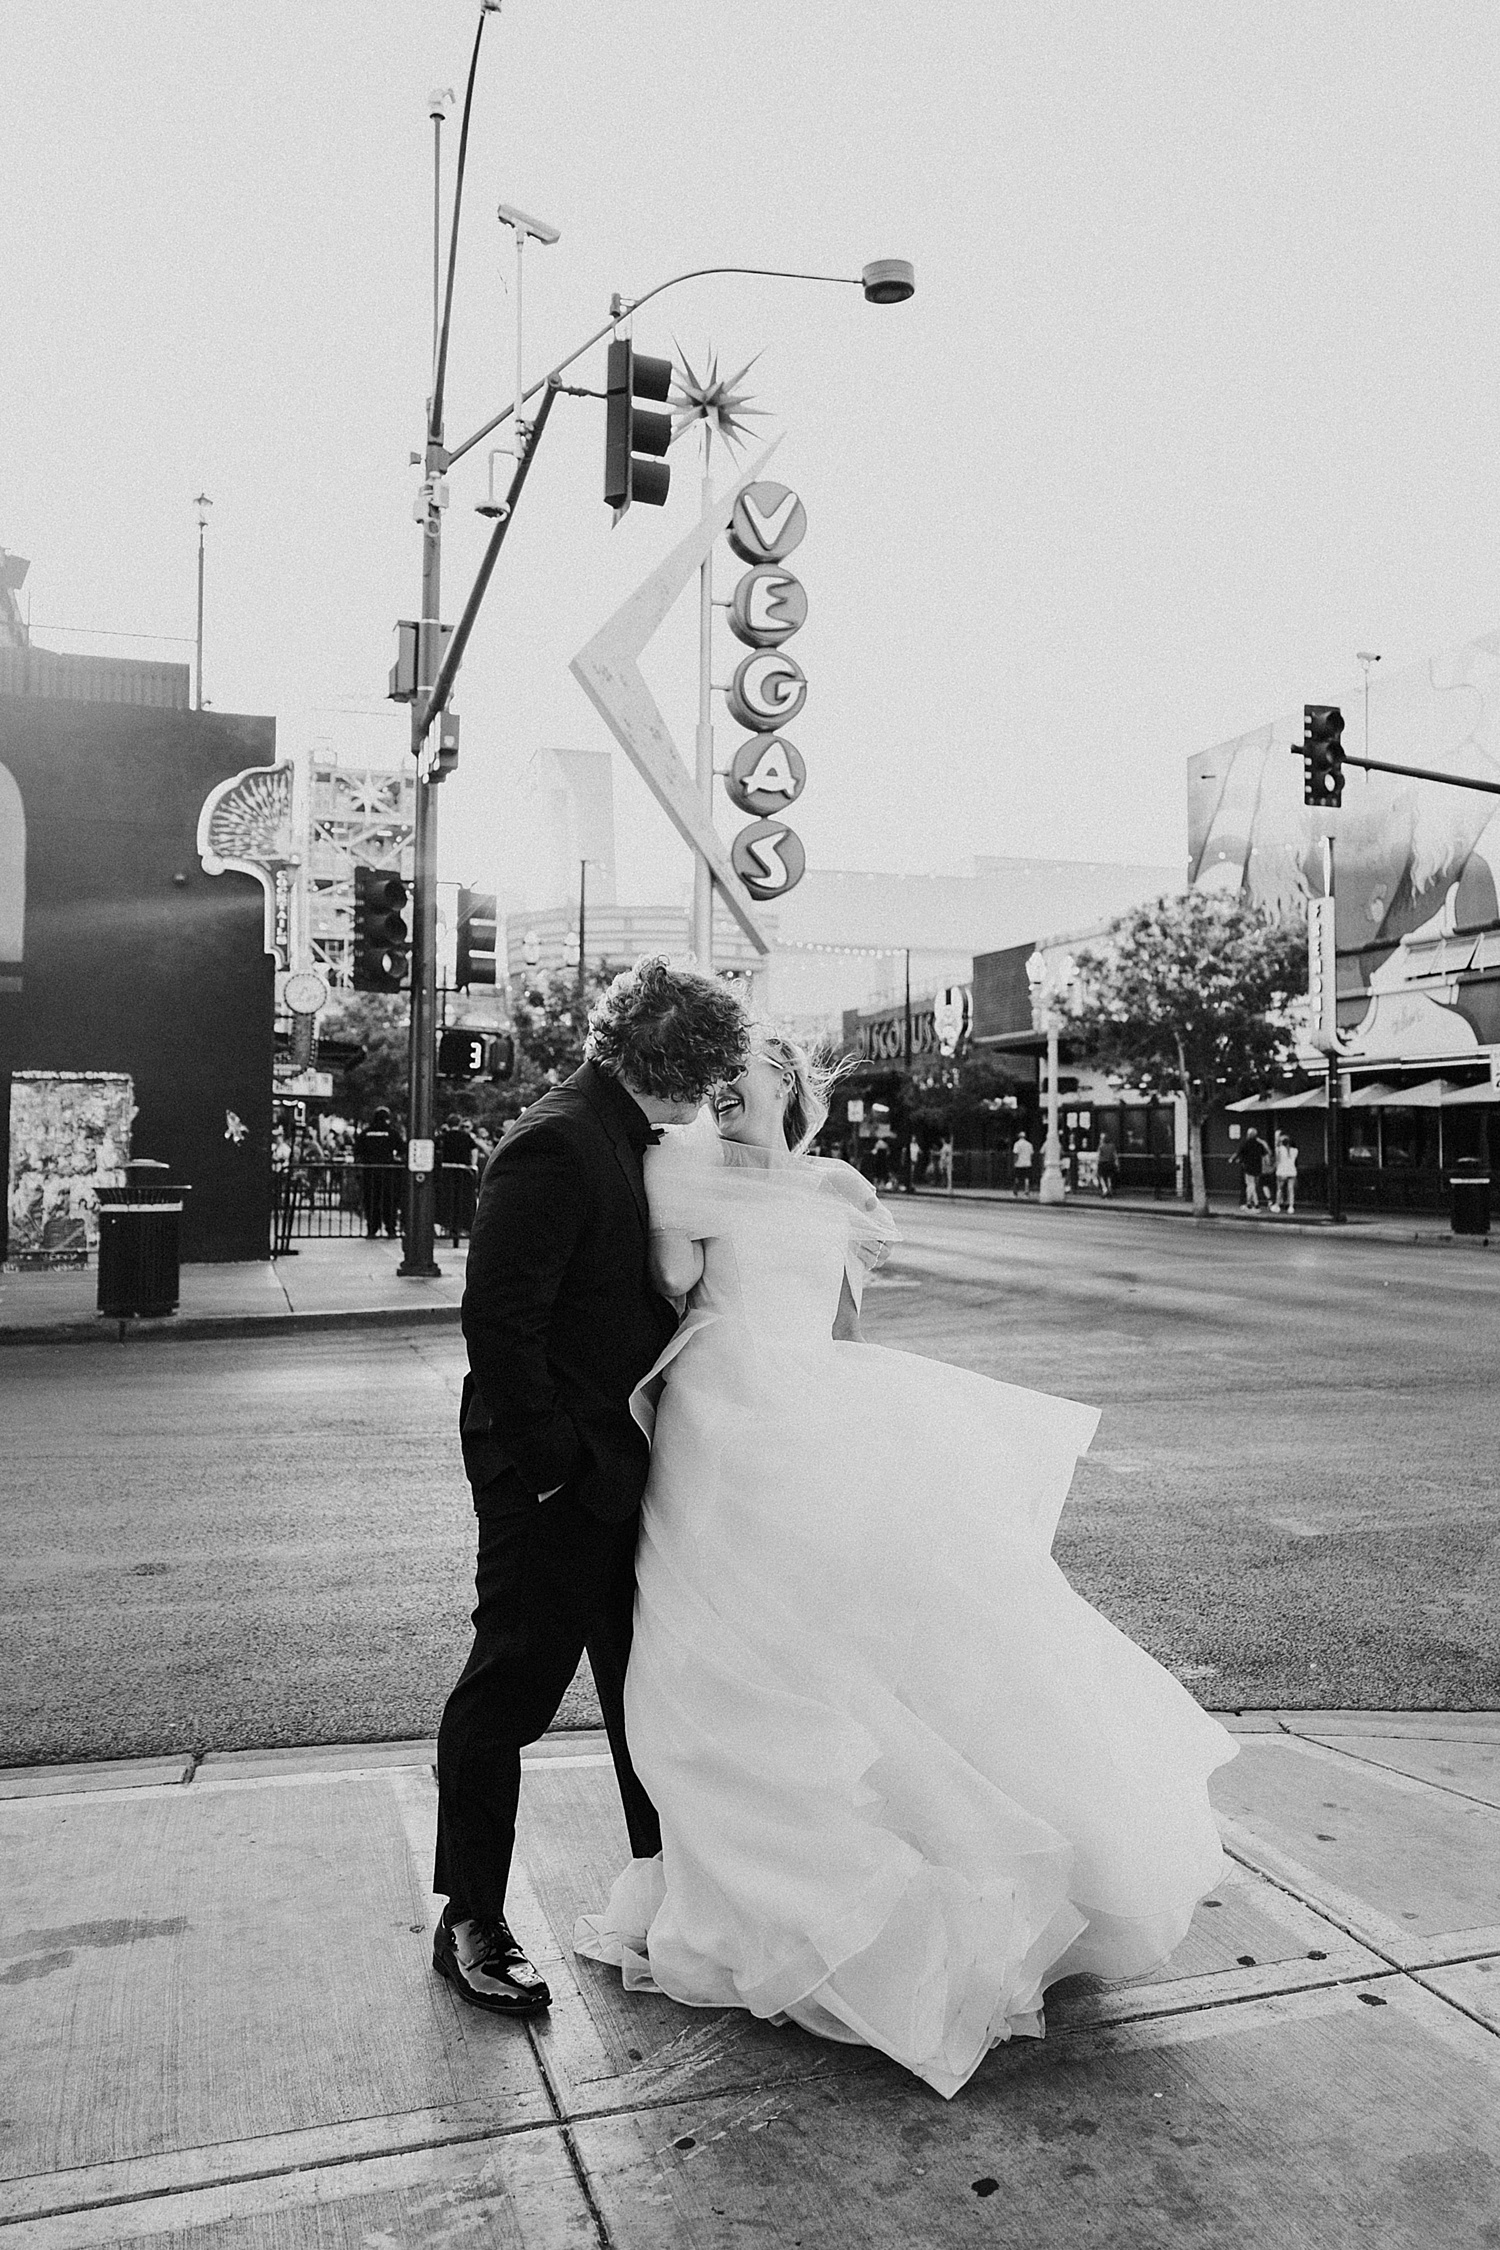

{"left": 727, "top": 482, "right": 807, "bottom": 566}
{"left": 570, "top": 441, "right": 783, "bottom": 954}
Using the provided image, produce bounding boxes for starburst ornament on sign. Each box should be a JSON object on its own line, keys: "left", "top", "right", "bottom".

{"left": 671, "top": 344, "right": 768, "bottom": 459}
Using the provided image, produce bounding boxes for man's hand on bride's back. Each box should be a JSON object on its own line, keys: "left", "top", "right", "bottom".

{"left": 649, "top": 1227, "right": 704, "bottom": 1301}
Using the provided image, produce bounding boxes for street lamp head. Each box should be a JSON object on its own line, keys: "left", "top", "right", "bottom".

{"left": 1356, "top": 651, "right": 1381, "bottom": 664}
{"left": 497, "top": 201, "right": 561, "bottom": 246}
{"left": 861, "top": 258, "right": 915, "bottom": 304}
{"left": 194, "top": 491, "right": 212, "bottom": 530}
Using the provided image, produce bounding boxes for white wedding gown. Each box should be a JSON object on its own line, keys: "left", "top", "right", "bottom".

{"left": 574, "top": 1123, "right": 1236, "bottom": 2098}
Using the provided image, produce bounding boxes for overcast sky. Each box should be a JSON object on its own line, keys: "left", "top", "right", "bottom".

{"left": 6, "top": 1, "right": 1500, "bottom": 907}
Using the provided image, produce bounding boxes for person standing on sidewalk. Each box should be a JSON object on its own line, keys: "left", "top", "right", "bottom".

{"left": 1096, "top": 1129, "right": 1119, "bottom": 1198}
{"left": 1237, "top": 1125, "right": 1269, "bottom": 1212}
{"left": 1010, "top": 1131, "right": 1034, "bottom": 1196}
{"left": 432, "top": 957, "right": 749, "bottom": 2016}
{"left": 1274, "top": 1130, "right": 1298, "bottom": 1215}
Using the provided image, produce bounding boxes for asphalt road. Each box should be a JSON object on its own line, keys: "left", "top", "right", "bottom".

{"left": 3, "top": 1201, "right": 1497, "bottom": 1765}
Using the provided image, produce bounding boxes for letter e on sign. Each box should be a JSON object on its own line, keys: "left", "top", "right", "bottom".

{"left": 728, "top": 565, "right": 807, "bottom": 649}
{"left": 725, "top": 735, "right": 807, "bottom": 816}
{"left": 727, "top": 482, "right": 807, "bottom": 566}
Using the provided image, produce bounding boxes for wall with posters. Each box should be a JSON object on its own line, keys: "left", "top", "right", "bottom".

{"left": 0, "top": 658, "right": 274, "bottom": 1261}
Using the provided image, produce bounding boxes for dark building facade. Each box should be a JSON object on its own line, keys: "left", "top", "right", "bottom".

{"left": 0, "top": 647, "right": 274, "bottom": 1261}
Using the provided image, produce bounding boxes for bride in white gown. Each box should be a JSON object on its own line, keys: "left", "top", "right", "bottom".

{"left": 574, "top": 1032, "right": 1236, "bottom": 2099}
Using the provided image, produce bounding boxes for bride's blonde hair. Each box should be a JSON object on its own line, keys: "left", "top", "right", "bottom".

{"left": 754, "top": 1028, "right": 855, "bottom": 1156}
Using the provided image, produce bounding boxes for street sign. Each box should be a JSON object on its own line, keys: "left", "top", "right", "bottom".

{"left": 730, "top": 819, "right": 806, "bottom": 899}
{"left": 727, "top": 650, "right": 807, "bottom": 732}
{"left": 727, "top": 482, "right": 807, "bottom": 565}
{"left": 846, "top": 1098, "right": 865, "bottom": 1123}
{"left": 408, "top": 1137, "right": 435, "bottom": 1174}
{"left": 1308, "top": 896, "right": 1338, "bottom": 1051}
{"left": 727, "top": 564, "right": 807, "bottom": 649}
{"left": 724, "top": 735, "right": 806, "bottom": 816}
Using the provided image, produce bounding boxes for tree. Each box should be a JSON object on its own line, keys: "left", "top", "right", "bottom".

{"left": 1068, "top": 891, "right": 1307, "bottom": 1215}
{"left": 320, "top": 991, "right": 410, "bottom": 1119}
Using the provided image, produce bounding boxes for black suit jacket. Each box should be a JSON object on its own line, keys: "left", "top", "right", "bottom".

{"left": 459, "top": 1061, "right": 679, "bottom": 1523}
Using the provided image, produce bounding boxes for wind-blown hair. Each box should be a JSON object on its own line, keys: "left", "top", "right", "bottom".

{"left": 755, "top": 1028, "right": 854, "bottom": 1156}
{"left": 585, "top": 955, "right": 749, "bottom": 1104}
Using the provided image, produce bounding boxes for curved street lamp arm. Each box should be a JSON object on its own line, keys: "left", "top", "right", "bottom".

{"left": 443, "top": 264, "right": 862, "bottom": 470}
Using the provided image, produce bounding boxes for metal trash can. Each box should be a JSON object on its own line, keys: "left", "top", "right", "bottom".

{"left": 1449, "top": 1155, "right": 1491, "bottom": 1238}
{"left": 97, "top": 1160, "right": 190, "bottom": 1318}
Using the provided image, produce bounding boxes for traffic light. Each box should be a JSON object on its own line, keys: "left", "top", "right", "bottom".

{"left": 436, "top": 1030, "right": 516, "bottom": 1081}
{"left": 438, "top": 1029, "right": 489, "bottom": 1080}
{"left": 603, "top": 338, "right": 672, "bottom": 515}
{"left": 351, "top": 867, "right": 410, "bottom": 992}
{"left": 455, "top": 889, "right": 497, "bottom": 989}
{"left": 1302, "top": 705, "right": 1345, "bottom": 808}
{"left": 434, "top": 710, "right": 460, "bottom": 781}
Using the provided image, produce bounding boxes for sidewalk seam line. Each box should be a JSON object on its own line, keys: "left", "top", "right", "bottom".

{"left": 0, "top": 2113, "right": 560, "bottom": 2233}
{"left": 526, "top": 2028, "right": 615, "bottom": 2249}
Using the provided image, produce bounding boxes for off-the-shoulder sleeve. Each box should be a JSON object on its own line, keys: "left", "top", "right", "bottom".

{"left": 818, "top": 1159, "right": 899, "bottom": 1308}
{"left": 643, "top": 1114, "right": 728, "bottom": 1238}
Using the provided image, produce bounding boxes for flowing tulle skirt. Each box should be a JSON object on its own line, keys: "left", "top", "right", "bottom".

{"left": 575, "top": 1330, "right": 1236, "bottom": 2098}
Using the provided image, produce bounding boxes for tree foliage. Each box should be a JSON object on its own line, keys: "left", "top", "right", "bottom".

{"left": 320, "top": 973, "right": 610, "bottom": 1135}
{"left": 1068, "top": 890, "right": 1307, "bottom": 1212}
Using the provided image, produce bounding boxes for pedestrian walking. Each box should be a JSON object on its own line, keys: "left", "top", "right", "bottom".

{"left": 1096, "top": 1129, "right": 1119, "bottom": 1198}
{"left": 1010, "top": 1131, "right": 1034, "bottom": 1196}
{"left": 1274, "top": 1130, "right": 1298, "bottom": 1215}
{"left": 1237, "top": 1125, "right": 1269, "bottom": 1212}
{"left": 355, "top": 1106, "right": 406, "bottom": 1239}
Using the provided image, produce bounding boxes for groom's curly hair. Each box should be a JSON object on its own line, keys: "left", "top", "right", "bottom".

{"left": 585, "top": 955, "right": 749, "bottom": 1104}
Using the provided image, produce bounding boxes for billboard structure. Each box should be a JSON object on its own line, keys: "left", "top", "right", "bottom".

{"left": 1188, "top": 630, "right": 1500, "bottom": 1065}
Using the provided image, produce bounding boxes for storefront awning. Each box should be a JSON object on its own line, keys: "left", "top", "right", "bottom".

{"left": 1226, "top": 1087, "right": 1325, "bottom": 1112}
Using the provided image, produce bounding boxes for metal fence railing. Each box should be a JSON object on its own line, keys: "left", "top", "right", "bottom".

{"left": 269, "top": 1163, "right": 478, "bottom": 1255}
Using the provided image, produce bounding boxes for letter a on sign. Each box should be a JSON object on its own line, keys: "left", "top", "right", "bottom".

{"left": 728, "top": 483, "right": 808, "bottom": 566}
{"left": 725, "top": 734, "right": 806, "bottom": 816}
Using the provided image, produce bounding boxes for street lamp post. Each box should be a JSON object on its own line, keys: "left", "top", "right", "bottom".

{"left": 1026, "top": 949, "right": 1068, "bottom": 1206}
{"left": 1357, "top": 652, "right": 1381, "bottom": 778}
{"left": 395, "top": 27, "right": 912, "bottom": 1269}
{"left": 193, "top": 493, "right": 212, "bottom": 711}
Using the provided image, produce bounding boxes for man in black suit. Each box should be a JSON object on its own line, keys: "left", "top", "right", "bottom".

{"left": 433, "top": 956, "right": 749, "bottom": 2014}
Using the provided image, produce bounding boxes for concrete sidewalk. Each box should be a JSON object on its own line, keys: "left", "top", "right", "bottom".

{"left": 0, "top": 1236, "right": 466, "bottom": 1345}
{"left": 2, "top": 1712, "right": 1496, "bottom": 2246}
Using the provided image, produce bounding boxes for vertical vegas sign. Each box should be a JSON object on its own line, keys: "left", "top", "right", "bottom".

{"left": 722, "top": 483, "right": 810, "bottom": 902}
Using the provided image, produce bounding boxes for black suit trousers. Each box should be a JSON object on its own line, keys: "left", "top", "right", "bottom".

{"left": 433, "top": 1471, "right": 662, "bottom": 1923}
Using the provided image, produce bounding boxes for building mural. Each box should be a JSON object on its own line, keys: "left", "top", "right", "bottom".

{"left": 1188, "top": 629, "right": 1500, "bottom": 1065}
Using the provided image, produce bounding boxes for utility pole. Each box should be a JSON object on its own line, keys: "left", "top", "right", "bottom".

{"left": 399, "top": 87, "right": 455, "bottom": 1279}
{"left": 577, "top": 857, "right": 589, "bottom": 998}
{"left": 902, "top": 946, "right": 914, "bottom": 1193}
{"left": 193, "top": 493, "right": 212, "bottom": 710}
{"left": 693, "top": 422, "right": 716, "bottom": 969}
{"left": 1322, "top": 833, "right": 1343, "bottom": 1225}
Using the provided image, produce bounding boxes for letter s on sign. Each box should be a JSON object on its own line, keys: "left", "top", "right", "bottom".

{"left": 730, "top": 819, "right": 807, "bottom": 900}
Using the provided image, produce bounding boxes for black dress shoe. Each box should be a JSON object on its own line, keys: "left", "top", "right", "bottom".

{"left": 432, "top": 1912, "right": 551, "bottom": 2015}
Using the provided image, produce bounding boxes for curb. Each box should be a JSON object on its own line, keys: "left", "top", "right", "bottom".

{"left": 907, "top": 1188, "right": 1489, "bottom": 1246}
{"left": 0, "top": 1301, "right": 464, "bottom": 1349}
{"left": 6, "top": 1711, "right": 1498, "bottom": 1795}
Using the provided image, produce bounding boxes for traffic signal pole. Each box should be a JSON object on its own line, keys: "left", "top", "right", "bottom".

{"left": 1322, "top": 835, "right": 1343, "bottom": 1226}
